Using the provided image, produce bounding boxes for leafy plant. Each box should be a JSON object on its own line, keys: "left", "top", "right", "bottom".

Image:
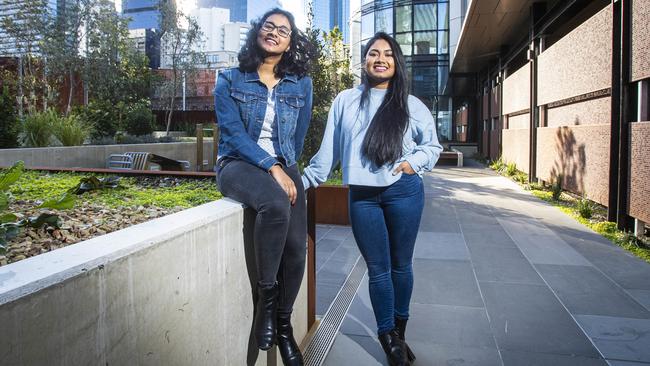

{"left": 577, "top": 196, "right": 593, "bottom": 219}
{"left": 123, "top": 101, "right": 154, "bottom": 136}
{"left": 78, "top": 100, "right": 117, "bottom": 139}
{"left": 21, "top": 109, "right": 58, "bottom": 147}
{"left": 0, "top": 85, "right": 20, "bottom": 148}
{"left": 489, "top": 157, "right": 505, "bottom": 173}
{"left": 0, "top": 161, "right": 72, "bottom": 254}
{"left": 52, "top": 113, "right": 90, "bottom": 146}
{"left": 69, "top": 176, "right": 121, "bottom": 195}
{"left": 551, "top": 175, "right": 563, "bottom": 201}
{"left": 505, "top": 162, "right": 517, "bottom": 176}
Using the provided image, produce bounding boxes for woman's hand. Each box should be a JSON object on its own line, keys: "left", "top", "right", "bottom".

{"left": 393, "top": 161, "right": 416, "bottom": 175}
{"left": 270, "top": 165, "right": 297, "bottom": 205}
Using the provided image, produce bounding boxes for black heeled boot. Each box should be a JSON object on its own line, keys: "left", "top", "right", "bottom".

{"left": 378, "top": 329, "right": 409, "bottom": 366}
{"left": 254, "top": 282, "right": 279, "bottom": 350}
{"left": 395, "top": 317, "right": 416, "bottom": 362}
{"left": 277, "top": 313, "right": 304, "bottom": 366}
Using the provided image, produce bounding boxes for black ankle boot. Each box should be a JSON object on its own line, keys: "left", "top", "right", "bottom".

{"left": 254, "top": 282, "right": 278, "bottom": 350}
{"left": 378, "top": 329, "right": 409, "bottom": 366}
{"left": 395, "top": 317, "right": 416, "bottom": 362}
{"left": 277, "top": 313, "right": 304, "bottom": 366}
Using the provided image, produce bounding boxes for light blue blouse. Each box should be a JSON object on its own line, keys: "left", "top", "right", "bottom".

{"left": 302, "top": 86, "right": 443, "bottom": 188}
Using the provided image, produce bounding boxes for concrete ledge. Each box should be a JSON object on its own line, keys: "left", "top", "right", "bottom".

{"left": 0, "top": 199, "right": 307, "bottom": 365}
{"left": 0, "top": 142, "right": 214, "bottom": 171}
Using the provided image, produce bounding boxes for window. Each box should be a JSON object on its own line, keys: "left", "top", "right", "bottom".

{"left": 414, "top": 3, "right": 436, "bottom": 31}
{"left": 437, "top": 65, "right": 449, "bottom": 94}
{"left": 413, "top": 66, "right": 437, "bottom": 96}
{"left": 438, "top": 31, "right": 448, "bottom": 54}
{"left": 396, "top": 33, "right": 412, "bottom": 56}
{"left": 362, "top": 12, "right": 375, "bottom": 40}
{"left": 414, "top": 31, "right": 436, "bottom": 54}
{"left": 375, "top": 8, "right": 393, "bottom": 34}
{"left": 395, "top": 5, "right": 412, "bottom": 33}
{"left": 438, "top": 2, "right": 449, "bottom": 29}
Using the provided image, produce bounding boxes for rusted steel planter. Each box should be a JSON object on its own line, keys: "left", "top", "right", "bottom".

{"left": 314, "top": 185, "right": 350, "bottom": 225}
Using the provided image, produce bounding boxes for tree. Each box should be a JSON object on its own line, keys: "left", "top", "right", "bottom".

{"left": 301, "top": 8, "right": 354, "bottom": 164}
{"left": 83, "top": 1, "right": 151, "bottom": 106}
{"left": 157, "top": 0, "right": 204, "bottom": 135}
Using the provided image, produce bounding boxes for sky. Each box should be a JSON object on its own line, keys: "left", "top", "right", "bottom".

{"left": 114, "top": 0, "right": 307, "bottom": 29}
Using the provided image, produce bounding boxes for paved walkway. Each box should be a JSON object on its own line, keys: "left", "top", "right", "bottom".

{"left": 314, "top": 162, "right": 650, "bottom": 366}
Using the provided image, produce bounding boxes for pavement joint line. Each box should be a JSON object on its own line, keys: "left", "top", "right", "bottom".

{"left": 453, "top": 203, "right": 507, "bottom": 366}
{"left": 494, "top": 184, "right": 611, "bottom": 362}
{"left": 304, "top": 254, "right": 366, "bottom": 366}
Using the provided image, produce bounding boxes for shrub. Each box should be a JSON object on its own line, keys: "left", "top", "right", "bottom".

{"left": 489, "top": 157, "right": 505, "bottom": 173}
{"left": 123, "top": 102, "right": 154, "bottom": 136}
{"left": 577, "top": 196, "right": 593, "bottom": 219}
{"left": 52, "top": 114, "right": 90, "bottom": 146}
{"left": 80, "top": 100, "right": 118, "bottom": 139}
{"left": 0, "top": 86, "right": 19, "bottom": 148}
{"left": 21, "top": 109, "right": 58, "bottom": 147}
{"left": 551, "top": 175, "right": 563, "bottom": 200}
{"left": 505, "top": 162, "right": 517, "bottom": 176}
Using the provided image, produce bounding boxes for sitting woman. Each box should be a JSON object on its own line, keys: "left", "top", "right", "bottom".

{"left": 213, "top": 8, "right": 314, "bottom": 366}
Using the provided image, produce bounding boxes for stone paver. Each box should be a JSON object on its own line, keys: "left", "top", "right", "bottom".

{"left": 316, "top": 163, "right": 650, "bottom": 366}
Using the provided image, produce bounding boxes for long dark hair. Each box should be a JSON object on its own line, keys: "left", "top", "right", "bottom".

{"left": 360, "top": 32, "right": 410, "bottom": 168}
{"left": 238, "top": 8, "right": 315, "bottom": 78}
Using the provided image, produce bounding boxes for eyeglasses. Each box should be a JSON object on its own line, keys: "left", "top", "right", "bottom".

{"left": 261, "top": 21, "right": 292, "bottom": 38}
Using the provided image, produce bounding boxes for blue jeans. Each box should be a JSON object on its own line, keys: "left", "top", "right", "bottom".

{"left": 348, "top": 173, "right": 424, "bottom": 335}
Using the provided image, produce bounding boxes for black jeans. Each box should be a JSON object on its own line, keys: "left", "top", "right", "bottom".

{"left": 216, "top": 158, "right": 307, "bottom": 315}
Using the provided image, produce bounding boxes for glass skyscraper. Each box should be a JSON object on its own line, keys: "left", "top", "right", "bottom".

{"left": 0, "top": 0, "right": 65, "bottom": 56}
{"left": 122, "top": 0, "right": 163, "bottom": 30}
{"left": 354, "top": 0, "right": 452, "bottom": 141}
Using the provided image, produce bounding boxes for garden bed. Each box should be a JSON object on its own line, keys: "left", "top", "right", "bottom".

{"left": 488, "top": 158, "right": 650, "bottom": 263}
{"left": 0, "top": 170, "right": 221, "bottom": 267}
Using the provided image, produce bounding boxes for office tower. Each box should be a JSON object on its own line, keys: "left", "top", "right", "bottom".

{"left": 122, "top": 0, "right": 173, "bottom": 30}
{"left": 0, "top": 0, "right": 74, "bottom": 56}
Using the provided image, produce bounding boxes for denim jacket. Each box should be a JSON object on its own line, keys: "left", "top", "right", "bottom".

{"left": 214, "top": 67, "right": 313, "bottom": 171}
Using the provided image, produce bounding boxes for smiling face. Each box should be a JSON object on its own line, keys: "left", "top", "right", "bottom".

{"left": 364, "top": 38, "right": 395, "bottom": 89}
{"left": 257, "top": 13, "right": 292, "bottom": 56}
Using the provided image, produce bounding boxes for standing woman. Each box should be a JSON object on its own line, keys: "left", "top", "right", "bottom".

{"left": 214, "top": 8, "right": 314, "bottom": 365}
{"left": 302, "top": 32, "right": 442, "bottom": 366}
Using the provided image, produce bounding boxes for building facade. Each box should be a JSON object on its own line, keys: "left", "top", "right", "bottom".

{"left": 0, "top": 0, "right": 62, "bottom": 56}
{"left": 449, "top": 0, "right": 650, "bottom": 232}
{"left": 122, "top": 0, "right": 163, "bottom": 30}
{"left": 352, "top": 0, "right": 454, "bottom": 141}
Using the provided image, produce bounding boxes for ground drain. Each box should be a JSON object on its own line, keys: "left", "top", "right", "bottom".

{"left": 303, "top": 256, "right": 367, "bottom": 366}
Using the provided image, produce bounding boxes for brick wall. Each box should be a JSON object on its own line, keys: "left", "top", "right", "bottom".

{"left": 546, "top": 97, "right": 611, "bottom": 128}
{"left": 537, "top": 4, "right": 612, "bottom": 105}
{"left": 502, "top": 129, "right": 530, "bottom": 174}
{"left": 536, "top": 125, "right": 610, "bottom": 206}
{"left": 632, "top": 0, "right": 650, "bottom": 82}
{"left": 503, "top": 64, "right": 530, "bottom": 114}
{"left": 629, "top": 122, "right": 650, "bottom": 223}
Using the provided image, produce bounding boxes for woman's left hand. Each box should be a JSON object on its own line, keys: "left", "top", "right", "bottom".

{"left": 393, "top": 161, "right": 416, "bottom": 175}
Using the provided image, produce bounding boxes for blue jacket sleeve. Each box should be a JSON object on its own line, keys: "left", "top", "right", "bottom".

{"left": 214, "top": 70, "right": 279, "bottom": 171}
{"left": 294, "top": 77, "right": 313, "bottom": 161}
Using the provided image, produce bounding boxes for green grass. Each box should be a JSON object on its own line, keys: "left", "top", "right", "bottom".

{"left": 9, "top": 171, "right": 222, "bottom": 209}
{"left": 485, "top": 159, "right": 650, "bottom": 264}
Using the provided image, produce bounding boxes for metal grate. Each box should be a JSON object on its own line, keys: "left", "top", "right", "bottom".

{"left": 303, "top": 256, "right": 367, "bottom": 366}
